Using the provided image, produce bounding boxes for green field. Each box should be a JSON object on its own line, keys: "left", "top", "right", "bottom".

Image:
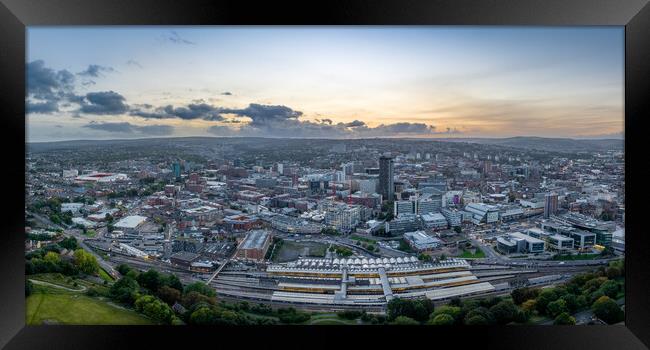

{"left": 26, "top": 292, "right": 154, "bottom": 325}
{"left": 458, "top": 249, "right": 486, "bottom": 259}
{"left": 350, "top": 234, "right": 377, "bottom": 243}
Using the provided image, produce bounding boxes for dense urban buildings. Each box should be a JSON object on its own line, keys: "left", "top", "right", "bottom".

{"left": 25, "top": 136, "right": 625, "bottom": 319}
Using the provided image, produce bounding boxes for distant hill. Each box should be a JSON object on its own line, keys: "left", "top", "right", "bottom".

{"left": 437, "top": 136, "right": 623, "bottom": 153}
{"left": 27, "top": 135, "right": 624, "bottom": 154}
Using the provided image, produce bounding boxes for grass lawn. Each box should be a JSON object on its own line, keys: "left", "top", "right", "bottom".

{"left": 458, "top": 249, "right": 486, "bottom": 259}
{"left": 98, "top": 268, "right": 115, "bottom": 282}
{"left": 552, "top": 253, "right": 602, "bottom": 261}
{"left": 528, "top": 315, "right": 551, "bottom": 324}
{"left": 306, "top": 313, "right": 361, "bottom": 325}
{"left": 26, "top": 292, "right": 154, "bottom": 325}
{"left": 350, "top": 235, "right": 377, "bottom": 243}
{"left": 30, "top": 273, "right": 88, "bottom": 289}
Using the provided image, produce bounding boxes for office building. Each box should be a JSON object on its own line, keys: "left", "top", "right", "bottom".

{"left": 421, "top": 212, "right": 448, "bottom": 230}
{"left": 544, "top": 192, "right": 558, "bottom": 218}
{"left": 379, "top": 156, "right": 394, "bottom": 202}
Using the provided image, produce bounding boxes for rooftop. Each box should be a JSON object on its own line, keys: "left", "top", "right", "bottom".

{"left": 239, "top": 230, "right": 271, "bottom": 250}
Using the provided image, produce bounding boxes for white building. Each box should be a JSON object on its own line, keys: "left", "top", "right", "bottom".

{"left": 404, "top": 230, "right": 442, "bottom": 251}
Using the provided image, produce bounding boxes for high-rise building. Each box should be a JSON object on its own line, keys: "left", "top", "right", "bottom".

{"left": 172, "top": 162, "right": 181, "bottom": 180}
{"left": 379, "top": 156, "right": 394, "bottom": 202}
{"left": 544, "top": 192, "right": 558, "bottom": 218}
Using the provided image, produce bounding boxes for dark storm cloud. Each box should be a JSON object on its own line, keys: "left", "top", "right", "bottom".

{"left": 79, "top": 91, "right": 129, "bottom": 115}
{"left": 83, "top": 121, "right": 174, "bottom": 135}
{"left": 78, "top": 64, "right": 114, "bottom": 77}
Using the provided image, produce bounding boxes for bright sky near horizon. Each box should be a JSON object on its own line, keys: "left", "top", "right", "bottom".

{"left": 26, "top": 26, "right": 624, "bottom": 142}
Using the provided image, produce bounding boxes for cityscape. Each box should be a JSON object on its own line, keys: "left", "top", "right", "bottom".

{"left": 25, "top": 27, "right": 624, "bottom": 326}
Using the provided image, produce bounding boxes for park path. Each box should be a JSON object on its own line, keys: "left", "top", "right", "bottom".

{"left": 29, "top": 278, "right": 87, "bottom": 292}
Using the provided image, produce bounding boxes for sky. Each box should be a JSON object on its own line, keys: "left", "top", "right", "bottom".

{"left": 26, "top": 26, "right": 624, "bottom": 142}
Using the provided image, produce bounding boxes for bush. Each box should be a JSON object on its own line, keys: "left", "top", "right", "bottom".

{"left": 592, "top": 296, "right": 624, "bottom": 324}
{"left": 135, "top": 295, "right": 175, "bottom": 324}
{"left": 554, "top": 312, "right": 576, "bottom": 325}
{"left": 427, "top": 313, "right": 455, "bottom": 325}
{"left": 337, "top": 310, "right": 364, "bottom": 320}
{"left": 390, "top": 316, "right": 419, "bottom": 325}
{"left": 109, "top": 276, "right": 140, "bottom": 305}
{"left": 25, "top": 280, "right": 33, "bottom": 296}
{"left": 183, "top": 282, "right": 216, "bottom": 298}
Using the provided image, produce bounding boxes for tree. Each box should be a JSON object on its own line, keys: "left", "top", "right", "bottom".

{"left": 598, "top": 280, "right": 620, "bottom": 299}
{"left": 554, "top": 312, "right": 576, "bottom": 325}
{"left": 592, "top": 296, "right": 624, "bottom": 324}
{"left": 43, "top": 251, "right": 60, "bottom": 265}
{"left": 134, "top": 295, "right": 174, "bottom": 324}
{"left": 465, "top": 315, "right": 489, "bottom": 325}
{"left": 535, "top": 288, "right": 559, "bottom": 315}
{"left": 386, "top": 298, "right": 434, "bottom": 323}
{"left": 157, "top": 285, "right": 181, "bottom": 306}
{"left": 109, "top": 276, "right": 140, "bottom": 305}
{"left": 136, "top": 269, "right": 162, "bottom": 292}
{"left": 546, "top": 299, "right": 569, "bottom": 318}
{"left": 427, "top": 314, "right": 456, "bottom": 326}
{"left": 182, "top": 291, "right": 216, "bottom": 310}
{"left": 430, "top": 305, "right": 461, "bottom": 322}
{"left": 511, "top": 287, "right": 540, "bottom": 305}
{"left": 390, "top": 316, "right": 419, "bottom": 325}
{"left": 427, "top": 313, "right": 455, "bottom": 325}
{"left": 454, "top": 226, "right": 462, "bottom": 234}
{"left": 163, "top": 274, "right": 183, "bottom": 292}
{"left": 465, "top": 307, "right": 495, "bottom": 325}
{"left": 116, "top": 264, "right": 133, "bottom": 276}
{"left": 184, "top": 282, "right": 216, "bottom": 298}
{"left": 489, "top": 300, "right": 519, "bottom": 324}
{"left": 59, "top": 236, "right": 78, "bottom": 250}
{"left": 73, "top": 249, "right": 99, "bottom": 275}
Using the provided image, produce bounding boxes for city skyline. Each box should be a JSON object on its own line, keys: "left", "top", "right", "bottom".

{"left": 27, "top": 27, "right": 624, "bottom": 142}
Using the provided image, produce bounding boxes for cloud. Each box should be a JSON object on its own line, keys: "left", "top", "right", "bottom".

{"left": 83, "top": 121, "right": 174, "bottom": 135}
{"left": 78, "top": 64, "right": 114, "bottom": 77}
{"left": 320, "top": 119, "right": 333, "bottom": 125}
{"left": 163, "top": 31, "right": 195, "bottom": 45}
{"left": 131, "top": 103, "right": 224, "bottom": 121}
{"left": 221, "top": 92, "right": 233, "bottom": 96}
{"left": 126, "top": 60, "right": 143, "bottom": 69}
{"left": 26, "top": 60, "right": 77, "bottom": 113}
{"left": 80, "top": 91, "right": 129, "bottom": 115}
{"left": 343, "top": 120, "right": 365, "bottom": 128}
{"left": 220, "top": 103, "right": 303, "bottom": 126}
{"left": 26, "top": 100, "right": 59, "bottom": 114}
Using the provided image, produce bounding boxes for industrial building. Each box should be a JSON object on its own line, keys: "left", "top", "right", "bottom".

{"left": 235, "top": 230, "right": 272, "bottom": 261}
{"left": 403, "top": 230, "right": 442, "bottom": 251}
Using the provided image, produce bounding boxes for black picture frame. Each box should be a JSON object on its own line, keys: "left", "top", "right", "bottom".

{"left": 1, "top": 0, "right": 648, "bottom": 349}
